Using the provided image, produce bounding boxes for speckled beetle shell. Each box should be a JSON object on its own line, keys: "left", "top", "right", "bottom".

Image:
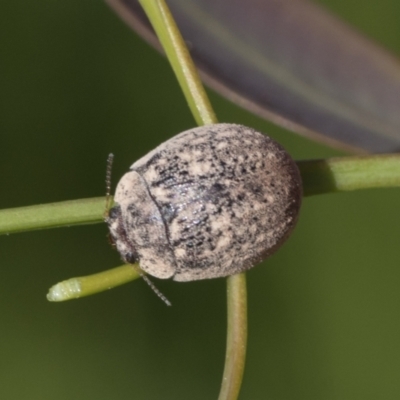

{"left": 107, "top": 123, "right": 302, "bottom": 282}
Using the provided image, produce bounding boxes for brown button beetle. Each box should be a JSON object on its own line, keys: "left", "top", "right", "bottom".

{"left": 106, "top": 123, "right": 302, "bottom": 282}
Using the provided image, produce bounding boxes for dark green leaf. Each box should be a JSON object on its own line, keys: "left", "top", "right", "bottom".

{"left": 106, "top": 0, "right": 400, "bottom": 153}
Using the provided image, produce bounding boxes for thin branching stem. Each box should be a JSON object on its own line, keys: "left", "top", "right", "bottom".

{"left": 0, "top": 197, "right": 105, "bottom": 234}
{"left": 2, "top": 2, "right": 400, "bottom": 398}
{"left": 137, "top": 1, "right": 246, "bottom": 399}
{"left": 47, "top": 264, "right": 140, "bottom": 301}
{"left": 138, "top": 0, "right": 217, "bottom": 126}
{"left": 298, "top": 154, "right": 400, "bottom": 196}
{"left": 218, "top": 273, "right": 247, "bottom": 400}
{"left": 2, "top": 155, "right": 400, "bottom": 235}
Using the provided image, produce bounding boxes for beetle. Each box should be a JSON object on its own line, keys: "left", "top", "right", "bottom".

{"left": 105, "top": 123, "right": 302, "bottom": 283}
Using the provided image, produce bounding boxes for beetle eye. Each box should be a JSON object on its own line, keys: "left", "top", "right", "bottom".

{"left": 124, "top": 251, "right": 138, "bottom": 264}
{"left": 108, "top": 205, "right": 121, "bottom": 220}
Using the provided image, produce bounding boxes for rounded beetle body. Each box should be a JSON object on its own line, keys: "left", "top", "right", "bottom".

{"left": 106, "top": 123, "right": 302, "bottom": 282}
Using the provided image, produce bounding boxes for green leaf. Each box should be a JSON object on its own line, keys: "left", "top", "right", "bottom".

{"left": 106, "top": 0, "right": 400, "bottom": 153}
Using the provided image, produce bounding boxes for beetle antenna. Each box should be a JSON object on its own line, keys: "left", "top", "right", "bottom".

{"left": 140, "top": 272, "right": 172, "bottom": 306}
{"left": 104, "top": 153, "right": 114, "bottom": 219}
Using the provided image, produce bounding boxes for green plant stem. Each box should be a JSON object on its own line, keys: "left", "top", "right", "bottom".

{"left": 2, "top": 155, "right": 400, "bottom": 235}
{"left": 47, "top": 264, "right": 140, "bottom": 301}
{"left": 298, "top": 153, "right": 400, "bottom": 196}
{"left": 2, "top": 2, "right": 399, "bottom": 397}
{"left": 218, "top": 273, "right": 247, "bottom": 400}
{"left": 138, "top": 1, "right": 244, "bottom": 398}
{"left": 0, "top": 197, "right": 105, "bottom": 234}
{"left": 138, "top": 0, "right": 217, "bottom": 126}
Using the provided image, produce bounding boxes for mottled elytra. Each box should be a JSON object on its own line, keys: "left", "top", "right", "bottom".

{"left": 106, "top": 123, "right": 302, "bottom": 282}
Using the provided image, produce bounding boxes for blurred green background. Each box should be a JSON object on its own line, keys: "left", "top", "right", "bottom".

{"left": 2, "top": 0, "right": 400, "bottom": 399}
